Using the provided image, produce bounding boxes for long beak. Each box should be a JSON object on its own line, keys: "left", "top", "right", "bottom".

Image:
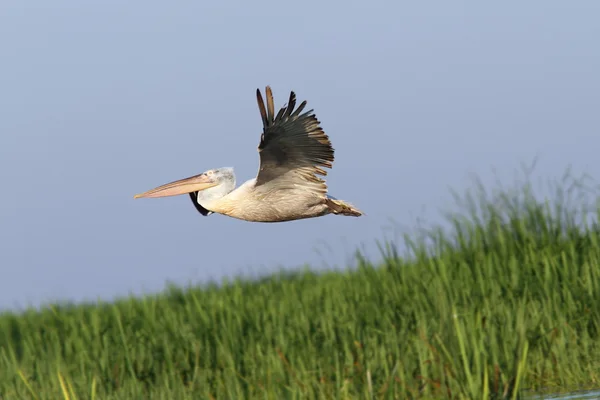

{"left": 134, "top": 173, "right": 218, "bottom": 199}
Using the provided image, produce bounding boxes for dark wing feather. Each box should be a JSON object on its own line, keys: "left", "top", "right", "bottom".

{"left": 254, "top": 86, "right": 335, "bottom": 195}
{"left": 188, "top": 192, "right": 212, "bottom": 216}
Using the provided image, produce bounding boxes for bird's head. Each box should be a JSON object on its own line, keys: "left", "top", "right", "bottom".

{"left": 134, "top": 167, "right": 236, "bottom": 216}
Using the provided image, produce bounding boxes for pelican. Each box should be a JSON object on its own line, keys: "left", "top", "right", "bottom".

{"left": 134, "top": 86, "right": 363, "bottom": 223}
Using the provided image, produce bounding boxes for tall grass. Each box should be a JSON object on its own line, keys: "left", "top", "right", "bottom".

{"left": 2, "top": 171, "right": 600, "bottom": 399}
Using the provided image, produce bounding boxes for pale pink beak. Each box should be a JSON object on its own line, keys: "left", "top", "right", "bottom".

{"left": 134, "top": 173, "right": 217, "bottom": 199}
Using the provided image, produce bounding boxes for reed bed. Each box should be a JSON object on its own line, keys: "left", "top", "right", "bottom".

{"left": 2, "top": 173, "right": 600, "bottom": 399}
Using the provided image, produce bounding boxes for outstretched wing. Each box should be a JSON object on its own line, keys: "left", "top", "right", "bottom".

{"left": 254, "top": 86, "right": 334, "bottom": 196}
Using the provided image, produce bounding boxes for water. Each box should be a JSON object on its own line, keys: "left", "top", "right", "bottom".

{"left": 528, "top": 389, "right": 600, "bottom": 400}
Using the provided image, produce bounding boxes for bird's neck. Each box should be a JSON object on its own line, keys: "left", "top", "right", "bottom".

{"left": 196, "top": 180, "right": 236, "bottom": 211}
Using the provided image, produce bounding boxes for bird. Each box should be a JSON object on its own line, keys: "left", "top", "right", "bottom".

{"left": 133, "top": 86, "right": 363, "bottom": 223}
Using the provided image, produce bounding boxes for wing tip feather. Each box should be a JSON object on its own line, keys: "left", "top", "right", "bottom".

{"left": 265, "top": 86, "right": 274, "bottom": 122}
{"left": 256, "top": 88, "right": 268, "bottom": 128}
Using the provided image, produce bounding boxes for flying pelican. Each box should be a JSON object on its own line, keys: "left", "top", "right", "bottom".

{"left": 134, "top": 86, "right": 363, "bottom": 223}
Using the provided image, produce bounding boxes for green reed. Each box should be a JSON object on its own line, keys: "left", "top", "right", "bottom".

{"left": 1, "top": 171, "right": 600, "bottom": 399}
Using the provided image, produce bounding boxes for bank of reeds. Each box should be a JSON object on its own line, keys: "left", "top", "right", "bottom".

{"left": 2, "top": 172, "right": 600, "bottom": 399}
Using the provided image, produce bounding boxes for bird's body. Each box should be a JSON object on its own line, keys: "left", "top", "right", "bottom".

{"left": 134, "top": 86, "right": 363, "bottom": 223}
{"left": 202, "top": 179, "right": 327, "bottom": 222}
{"left": 199, "top": 178, "right": 356, "bottom": 223}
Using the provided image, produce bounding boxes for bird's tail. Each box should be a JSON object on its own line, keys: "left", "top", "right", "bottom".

{"left": 326, "top": 197, "right": 363, "bottom": 217}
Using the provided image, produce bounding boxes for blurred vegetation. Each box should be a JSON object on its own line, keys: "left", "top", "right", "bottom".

{"left": 2, "top": 167, "right": 600, "bottom": 399}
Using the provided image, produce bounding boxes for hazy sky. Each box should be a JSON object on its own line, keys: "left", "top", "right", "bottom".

{"left": 1, "top": 1, "right": 598, "bottom": 310}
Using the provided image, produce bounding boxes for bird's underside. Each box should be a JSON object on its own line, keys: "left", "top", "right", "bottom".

{"left": 198, "top": 183, "right": 362, "bottom": 223}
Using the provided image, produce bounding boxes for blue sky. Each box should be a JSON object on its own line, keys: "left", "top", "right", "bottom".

{"left": 1, "top": 1, "right": 598, "bottom": 310}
